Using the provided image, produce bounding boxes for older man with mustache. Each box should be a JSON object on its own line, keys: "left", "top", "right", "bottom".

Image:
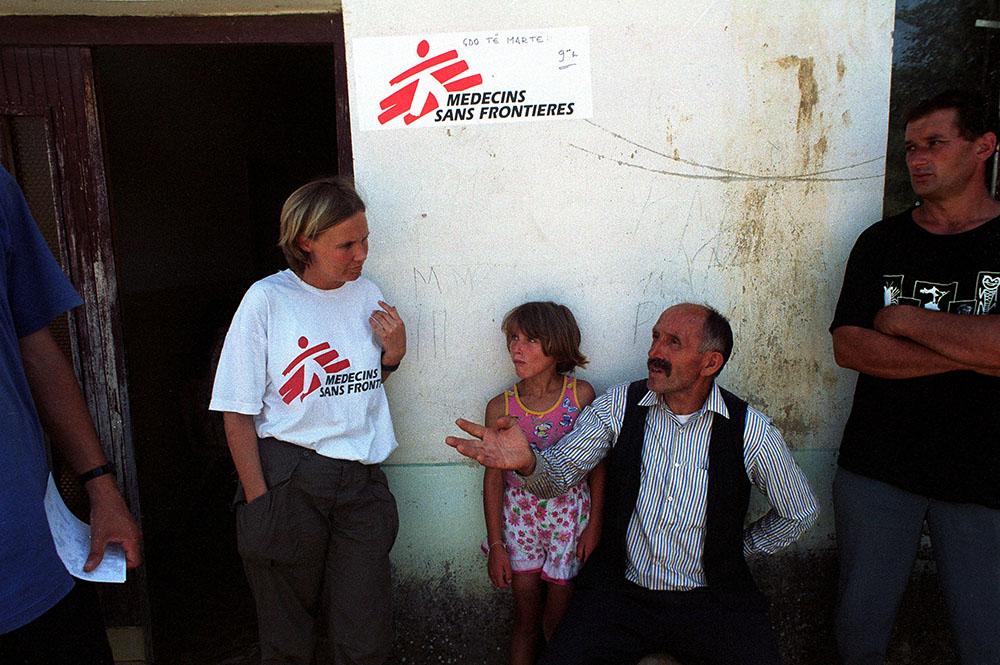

{"left": 448, "top": 303, "right": 818, "bottom": 665}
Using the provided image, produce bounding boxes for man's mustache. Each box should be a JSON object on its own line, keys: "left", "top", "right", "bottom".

{"left": 647, "top": 358, "right": 671, "bottom": 374}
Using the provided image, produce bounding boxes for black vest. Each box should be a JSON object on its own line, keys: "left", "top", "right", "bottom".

{"left": 581, "top": 380, "right": 757, "bottom": 592}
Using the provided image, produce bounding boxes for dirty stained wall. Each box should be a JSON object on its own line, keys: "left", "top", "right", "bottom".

{"left": 337, "top": 3, "right": 901, "bottom": 660}
{"left": 344, "top": 0, "right": 892, "bottom": 577}
{"left": 348, "top": 0, "right": 894, "bottom": 457}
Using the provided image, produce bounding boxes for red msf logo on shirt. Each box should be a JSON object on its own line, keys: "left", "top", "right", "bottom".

{"left": 378, "top": 39, "right": 483, "bottom": 126}
{"left": 279, "top": 336, "right": 351, "bottom": 404}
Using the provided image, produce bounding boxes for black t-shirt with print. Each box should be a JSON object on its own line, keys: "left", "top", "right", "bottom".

{"left": 831, "top": 210, "right": 1000, "bottom": 508}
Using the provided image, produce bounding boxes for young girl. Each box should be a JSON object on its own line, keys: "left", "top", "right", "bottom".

{"left": 483, "top": 301, "right": 605, "bottom": 665}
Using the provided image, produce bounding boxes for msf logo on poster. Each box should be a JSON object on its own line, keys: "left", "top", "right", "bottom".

{"left": 279, "top": 336, "right": 351, "bottom": 404}
{"left": 378, "top": 39, "right": 483, "bottom": 126}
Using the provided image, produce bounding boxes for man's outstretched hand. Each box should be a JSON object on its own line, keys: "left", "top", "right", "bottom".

{"left": 445, "top": 416, "right": 536, "bottom": 476}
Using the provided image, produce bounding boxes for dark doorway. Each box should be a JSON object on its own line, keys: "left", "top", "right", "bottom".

{"left": 94, "top": 44, "right": 340, "bottom": 663}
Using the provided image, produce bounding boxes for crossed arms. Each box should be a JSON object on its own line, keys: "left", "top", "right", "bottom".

{"left": 832, "top": 305, "right": 1000, "bottom": 378}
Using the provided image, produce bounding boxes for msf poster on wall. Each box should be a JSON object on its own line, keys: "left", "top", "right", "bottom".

{"left": 351, "top": 27, "right": 593, "bottom": 130}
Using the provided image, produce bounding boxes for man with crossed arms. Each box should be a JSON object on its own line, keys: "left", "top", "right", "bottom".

{"left": 831, "top": 89, "right": 1000, "bottom": 664}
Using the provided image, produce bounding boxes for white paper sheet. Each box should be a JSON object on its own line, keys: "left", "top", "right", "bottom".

{"left": 44, "top": 473, "right": 127, "bottom": 583}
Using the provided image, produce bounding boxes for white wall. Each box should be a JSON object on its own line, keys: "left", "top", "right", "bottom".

{"left": 344, "top": 1, "right": 895, "bottom": 463}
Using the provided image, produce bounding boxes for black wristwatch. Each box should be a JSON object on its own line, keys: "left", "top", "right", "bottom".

{"left": 78, "top": 462, "right": 115, "bottom": 484}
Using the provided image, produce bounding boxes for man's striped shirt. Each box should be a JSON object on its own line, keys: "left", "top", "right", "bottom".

{"left": 523, "top": 381, "right": 819, "bottom": 590}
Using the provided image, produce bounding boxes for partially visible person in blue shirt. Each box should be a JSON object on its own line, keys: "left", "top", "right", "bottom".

{"left": 0, "top": 165, "right": 142, "bottom": 665}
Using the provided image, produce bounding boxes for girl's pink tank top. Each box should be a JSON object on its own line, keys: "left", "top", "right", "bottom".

{"left": 505, "top": 375, "right": 580, "bottom": 450}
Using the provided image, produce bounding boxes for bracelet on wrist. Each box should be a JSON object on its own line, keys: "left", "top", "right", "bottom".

{"left": 488, "top": 541, "right": 506, "bottom": 553}
{"left": 78, "top": 462, "right": 114, "bottom": 484}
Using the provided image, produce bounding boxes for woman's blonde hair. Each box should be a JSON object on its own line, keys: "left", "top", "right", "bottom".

{"left": 278, "top": 177, "right": 365, "bottom": 274}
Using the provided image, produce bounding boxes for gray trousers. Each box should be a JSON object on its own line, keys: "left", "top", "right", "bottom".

{"left": 834, "top": 468, "right": 1000, "bottom": 665}
{"left": 236, "top": 438, "right": 399, "bottom": 665}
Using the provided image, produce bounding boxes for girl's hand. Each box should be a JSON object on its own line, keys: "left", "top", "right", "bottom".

{"left": 488, "top": 545, "right": 512, "bottom": 588}
{"left": 370, "top": 301, "right": 406, "bottom": 365}
{"left": 576, "top": 521, "right": 602, "bottom": 562}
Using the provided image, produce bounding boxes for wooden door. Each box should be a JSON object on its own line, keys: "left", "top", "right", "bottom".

{"left": 1, "top": 18, "right": 350, "bottom": 661}
{"left": 0, "top": 45, "right": 146, "bottom": 638}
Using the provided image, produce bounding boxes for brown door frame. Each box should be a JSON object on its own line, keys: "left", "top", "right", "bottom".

{"left": 1, "top": 14, "right": 353, "bottom": 175}
{"left": 1, "top": 14, "right": 352, "bottom": 662}
{"left": 1, "top": 43, "right": 150, "bottom": 658}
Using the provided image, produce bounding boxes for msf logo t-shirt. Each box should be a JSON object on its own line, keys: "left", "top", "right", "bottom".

{"left": 279, "top": 335, "right": 382, "bottom": 403}
{"left": 210, "top": 270, "right": 397, "bottom": 464}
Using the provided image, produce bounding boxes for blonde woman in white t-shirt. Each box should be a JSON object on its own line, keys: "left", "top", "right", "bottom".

{"left": 210, "top": 177, "right": 405, "bottom": 665}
